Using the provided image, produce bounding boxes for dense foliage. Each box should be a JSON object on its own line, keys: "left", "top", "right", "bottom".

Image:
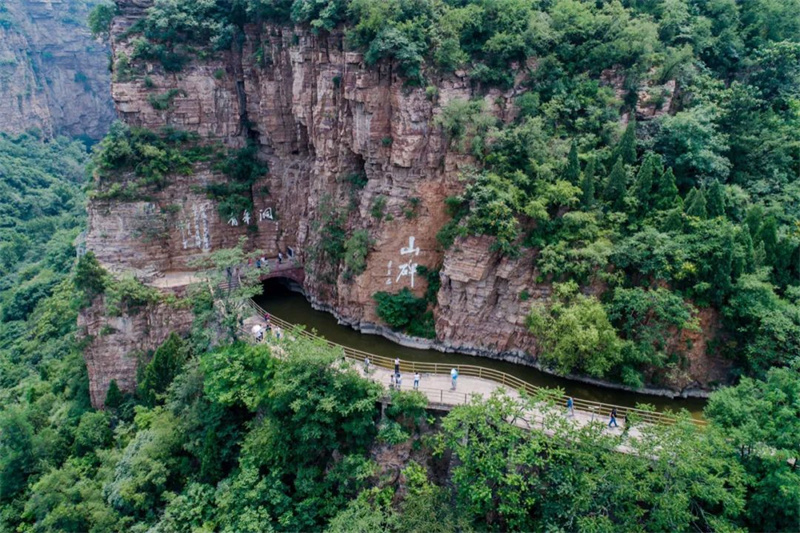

{"left": 1, "top": 136, "right": 799, "bottom": 530}
{"left": 89, "top": 122, "right": 212, "bottom": 201}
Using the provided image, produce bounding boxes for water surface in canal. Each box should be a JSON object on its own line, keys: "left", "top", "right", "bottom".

{"left": 254, "top": 281, "right": 706, "bottom": 418}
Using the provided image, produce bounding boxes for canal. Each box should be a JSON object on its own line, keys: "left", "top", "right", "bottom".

{"left": 254, "top": 279, "right": 706, "bottom": 418}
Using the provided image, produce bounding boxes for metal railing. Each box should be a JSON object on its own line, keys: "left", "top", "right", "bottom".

{"left": 248, "top": 300, "right": 706, "bottom": 427}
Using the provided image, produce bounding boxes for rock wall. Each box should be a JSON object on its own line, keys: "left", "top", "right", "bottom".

{"left": 81, "top": 0, "right": 721, "bottom": 405}
{"left": 78, "top": 288, "right": 193, "bottom": 407}
{"left": 0, "top": 0, "right": 114, "bottom": 139}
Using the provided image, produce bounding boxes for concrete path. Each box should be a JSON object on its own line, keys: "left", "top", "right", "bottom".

{"left": 244, "top": 320, "right": 642, "bottom": 440}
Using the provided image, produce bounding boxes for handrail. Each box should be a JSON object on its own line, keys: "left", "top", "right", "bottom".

{"left": 248, "top": 299, "right": 706, "bottom": 427}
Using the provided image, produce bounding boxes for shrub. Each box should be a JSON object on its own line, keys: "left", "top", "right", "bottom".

{"left": 88, "top": 3, "right": 116, "bottom": 39}
{"left": 343, "top": 230, "right": 372, "bottom": 279}
{"left": 370, "top": 195, "right": 387, "bottom": 220}
{"left": 374, "top": 288, "right": 425, "bottom": 330}
{"left": 416, "top": 265, "right": 441, "bottom": 303}
{"left": 205, "top": 142, "right": 268, "bottom": 220}
{"left": 147, "top": 89, "right": 186, "bottom": 110}
{"left": 105, "top": 275, "right": 161, "bottom": 317}
{"left": 92, "top": 122, "right": 208, "bottom": 196}
{"left": 74, "top": 252, "right": 108, "bottom": 302}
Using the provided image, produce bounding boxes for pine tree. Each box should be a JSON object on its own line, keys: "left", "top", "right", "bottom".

{"left": 654, "top": 167, "right": 680, "bottom": 210}
{"left": 632, "top": 152, "right": 659, "bottom": 211}
{"left": 706, "top": 179, "right": 726, "bottom": 218}
{"left": 138, "top": 333, "right": 188, "bottom": 407}
{"left": 604, "top": 157, "right": 628, "bottom": 211}
{"left": 580, "top": 156, "right": 596, "bottom": 209}
{"left": 614, "top": 119, "right": 637, "bottom": 165}
{"left": 684, "top": 187, "right": 708, "bottom": 219}
{"left": 745, "top": 206, "right": 764, "bottom": 239}
{"left": 759, "top": 216, "right": 779, "bottom": 265}
{"left": 105, "top": 379, "right": 123, "bottom": 410}
{"left": 565, "top": 141, "right": 580, "bottom": 184}
{"left": 734, "top": 227, "right": 756, "bottom": 276}
{"left": 663, "top": 207, "right": 685, "bottom": 232}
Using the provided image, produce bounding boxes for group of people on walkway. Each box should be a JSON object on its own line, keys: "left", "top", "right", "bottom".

{"left": 566, "top": 396, "right": 622, "bottom": 429}
{"left": 387, "top": 357, "right": 422, "bottom": 391}
{"left": 253, "top": 312, "right": 282, "bottom": 342}
{"left": 252, "top": 252, "right": 287, "bottom": 270}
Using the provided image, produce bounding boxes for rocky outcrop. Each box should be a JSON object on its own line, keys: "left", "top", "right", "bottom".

{"left": 78, "top": 288, "right": 193, "bottom": 407}
{"left": 80, "top": 1, "right": 722, "bottom": 405}
{"left": 0, "top": 0, "right": 114, "bottom": 139}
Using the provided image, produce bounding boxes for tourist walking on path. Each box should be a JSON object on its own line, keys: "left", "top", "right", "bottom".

{"left": 389, "top": 373, "right": 395, "bottom": 389}
{"left": 394, "top": 358, "right": 400, "bottom": 375}
{"left": 364, "top": 357, "right": 370, "bottom": 373}
{"left": 278, "top": 252, "right": 284, "bottom": 264}
{"left": 413, "top": 372, "right": 420, "bottom": 390}
{"left": 608, "top": 407, "right": 618, "bottom": 428}
{"left": 566, "top": 397, "right": 574, "bottom": 417}
{"left": 450, "top": 368, "right": 458, "bottom": 390}
{"left": 396, "top": 373, "right": 402, "bottom": 389}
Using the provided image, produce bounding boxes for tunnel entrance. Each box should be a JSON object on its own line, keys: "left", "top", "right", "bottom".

{"left": 261, "top": 276, "right": 304, "bottom": 297}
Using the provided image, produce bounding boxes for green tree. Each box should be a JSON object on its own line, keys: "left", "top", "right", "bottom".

{"left": 759, "top": 215, "right": 779, "bottom": 265}
{"left": 684, "top": 187, "right": 708, "bottom": 218}
{"left": 187, "top": 236, "right": 264, "bottom": 346}
{"left": 632, "top": 151, "right": 660, "bottom": 212}
{"left": 604, "top": 157, "right": 628, "bottom": 211}
{"left": 580, "top": 155, "right": 596, "bottom": 209}
{"left": 706, "top": 361, "right": 800, "bottom": 532}
{"left": 655, "top": 107, "right": 731, "bottom": 188}
{"left": 614, "top": 119, "right": 637, "bottom": 165}
{"left": 565, "top": 141, "right": 580, "bottom": 184}
{"left": 528, "top": 282, "right": 624, "bottom": 378}
{"left": 105, "top": 379, "right": 123, "bottom": 409}
{"left": 0, "top": 406, "right": 36, "bottom": 501}
{"left": 88, "top": 3, "right": 117, "bottom": 40}
{"left": 74, "top": 252, "right": 107, "bottom": 303}
{"left": 72, "top": 412, "right": 112, "bottom": 457}
{"left": 707, "top": 179, "right": 726, "bottom": 217}
{"left": 138, "top": 333, "right": 189, "bottom": 407}
{"left": 654, "top": 166, "right": 680, "bottom": 210}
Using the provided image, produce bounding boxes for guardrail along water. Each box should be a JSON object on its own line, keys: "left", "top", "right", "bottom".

{"left": 247, "top": 299, "right": 706, "bottom": 427}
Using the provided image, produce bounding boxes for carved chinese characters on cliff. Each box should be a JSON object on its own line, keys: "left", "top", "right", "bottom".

{"left": 386, "top": 236, "right": 420, "bottom": 288}
{"left": 179, "top": 204, "right": 211, "bottom": 251}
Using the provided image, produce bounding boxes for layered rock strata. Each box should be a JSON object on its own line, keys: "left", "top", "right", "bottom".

{"left": 0, "top": 0, "right": 114, "bottom": 139}
{"left": 82, "top": 0, "right": 719, "bottom": 406}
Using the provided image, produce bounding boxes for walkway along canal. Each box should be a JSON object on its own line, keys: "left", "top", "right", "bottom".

{"left": 252, "top": 280, "right": 707, "bottom": 422}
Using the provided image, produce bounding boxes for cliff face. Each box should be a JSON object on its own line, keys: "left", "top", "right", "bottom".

{"left": 0, "top": 0, "right": 114, "bottom": 139}
{"left": 82, "top": 0, "right": 720, "bottom": 406}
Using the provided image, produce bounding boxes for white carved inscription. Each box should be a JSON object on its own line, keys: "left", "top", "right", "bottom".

{"left": 179, "top": 204, "right": 211, "bottom": 252}
{"left": 259, "top": 207, "right": 274, "bottom": 221}
{"left": 387, "top": 236, "right": 420, "bottom": 288}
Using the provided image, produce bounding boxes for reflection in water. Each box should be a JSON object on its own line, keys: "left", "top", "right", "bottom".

{"left": 254, "top": 279, "right": 706, "bottom": 418}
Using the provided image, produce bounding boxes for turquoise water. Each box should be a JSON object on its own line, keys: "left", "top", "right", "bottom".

{"left": 254, "top": 281, "right": 706, "bottom": 417}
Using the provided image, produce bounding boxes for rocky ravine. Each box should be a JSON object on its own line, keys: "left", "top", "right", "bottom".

{"left": 0, "top": 0, "right": 114, "bottom": 139}
{"left": 82, "top": 0, "right": 726, "bottom": 407}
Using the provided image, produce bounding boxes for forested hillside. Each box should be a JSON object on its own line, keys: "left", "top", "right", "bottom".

{"left": 1, "top": 0, "right": 800, "bottom": 531}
